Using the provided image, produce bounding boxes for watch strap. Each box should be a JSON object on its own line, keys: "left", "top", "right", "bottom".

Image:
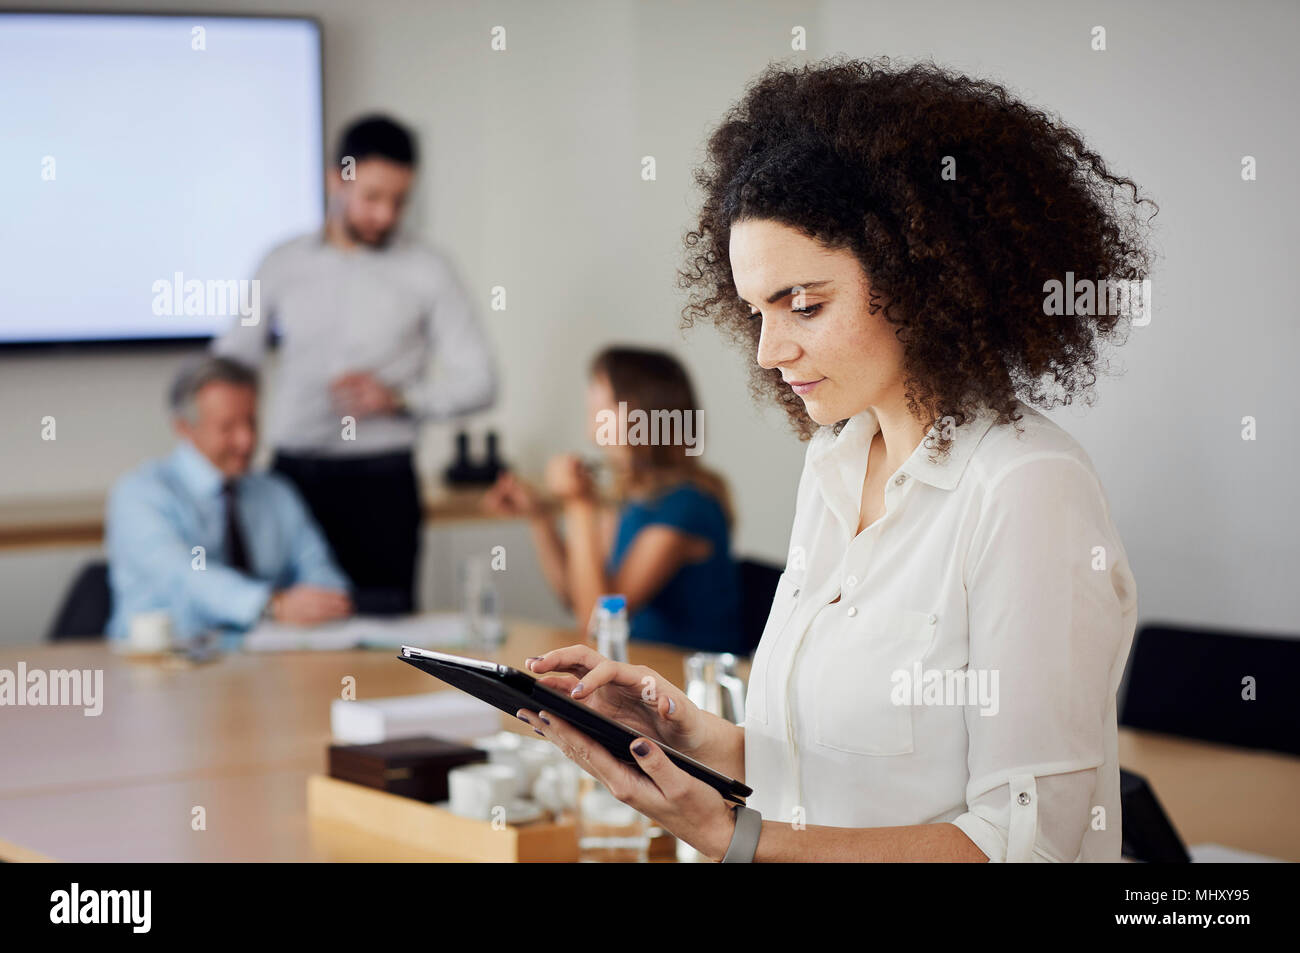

{"left": 721, "top": 804, "right": 762, "bottom": 863}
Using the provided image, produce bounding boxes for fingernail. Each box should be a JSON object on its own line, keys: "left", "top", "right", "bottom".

{"left": 632, "top": 741, "right": 649, "bottom": 757}
{"left": 516, "top": 711, "right": 528, "bottom": 722}
{"left": 539, "top": 713, "right": 550, "bottom": 725}
{"left": 534, "top": 729, "right": 545, "bottom": 736}
{"left": 571, "top": 682, "right": 584, "bottom": 696}
{"left": 668, "top": 698, "right": 676, "bottom": 715}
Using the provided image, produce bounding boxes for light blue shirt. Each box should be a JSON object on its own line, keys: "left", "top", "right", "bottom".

{"left": 105, "top": 440, "right": 350, "bottom": 642}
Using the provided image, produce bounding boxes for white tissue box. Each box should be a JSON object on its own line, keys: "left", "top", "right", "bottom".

{"left": 331, "top": 692, "right": 501, "bottom": 744}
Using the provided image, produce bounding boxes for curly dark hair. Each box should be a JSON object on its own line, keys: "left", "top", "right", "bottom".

{"left": 679, "top": 56, "right": 1157, "bottom": 457}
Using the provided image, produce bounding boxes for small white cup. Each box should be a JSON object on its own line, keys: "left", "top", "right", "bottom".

{"left": 532, "top": 760, "right": 583, "bottom": 814}
{"left": 472, "top": 731, "right": 522, "bottom": 756}
{"left": 126, "top": 610, "right": 173, "bottom": 654}
{"left": 513, "top": 739, "right": 556, "bottom": 796}
{"left": 448, "top": 763, "right": 519, "bottom": 820}
{"left": 484, "top": 746, "right": 527, "bottom": 795}
{"left": 473, "top": 731, "right": 539, "bottom": 796}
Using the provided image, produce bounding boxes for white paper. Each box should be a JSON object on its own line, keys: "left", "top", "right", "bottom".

{"left": 242, "top": 612, "right": 470, "bottom": 653}
{"left": 330, "top": 692, "right": 500, "bottom": 744}
{"left": 1189, "top": 843, "right": 1283, "bottom": 863}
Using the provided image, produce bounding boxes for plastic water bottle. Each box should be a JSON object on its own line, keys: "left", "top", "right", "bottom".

{"left": 588, "top": 594, "right": 629, "bottom": 663}
{"left": 460, "top": 555, "right": 505, "bottom": 649}
{"left": 476, "top": 575, "right": 505, "bottom": 648}
{"left": 580, "top": 594, "right": 653, "bottom": 860}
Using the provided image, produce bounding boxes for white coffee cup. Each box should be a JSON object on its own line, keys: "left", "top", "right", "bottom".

{"left": 533, "top": 760, "right": 583, "bottom": 814}
{"left": 126, "top": 610, "right": 173, "bottom": 654}
{"left": 512, "top": 739, "right": 556, "bottom": 796}
{"left": 448, "top": 763, "right": 519, "bottom": 820}
{"left": 473, "top": 731, "right": 536, "bottom": 796}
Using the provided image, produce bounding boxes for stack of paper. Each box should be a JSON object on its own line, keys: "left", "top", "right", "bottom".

{"left": 331, "top": 692, "right": 500, "bottom": 744}
{"left": 242, "top": 612, "right": 471, "bottom": 653}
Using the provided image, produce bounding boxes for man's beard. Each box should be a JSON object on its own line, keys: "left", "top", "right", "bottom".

{"left": 343, "top": 217, "right": 396, "bottom": 249}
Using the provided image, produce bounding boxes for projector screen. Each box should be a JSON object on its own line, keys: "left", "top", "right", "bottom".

{"left": 0, "top": 13, "right": 323, "bottom": 345}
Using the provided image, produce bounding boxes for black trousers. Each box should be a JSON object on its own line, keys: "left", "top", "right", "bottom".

{"left": 272, "top": 450, "right": 421, "bottom": 616}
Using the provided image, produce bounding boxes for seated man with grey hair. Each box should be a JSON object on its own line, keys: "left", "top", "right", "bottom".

{"left": 105, "top": 356, "right": 353, "bottom": 642}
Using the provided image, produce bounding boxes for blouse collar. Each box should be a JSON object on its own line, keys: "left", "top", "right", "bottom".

{"left": 807, "top": 404, "right": 1000, "bottom": 534}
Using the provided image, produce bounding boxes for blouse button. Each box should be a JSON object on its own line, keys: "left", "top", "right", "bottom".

{"left": 894, "top": 474, "right": 907, "bottom": 486}
{"left": 845, "top": 575, "right": 858, "bottom": 588}
{"left": 792, "top": 588, "right": 800, "bottom": 599}
{"left": 1017, "top": 792, "right": 1031, "bottom": 806}
{"left": 846, "top": 606, "right": 858, "bottom": 617}
{"left": 928, "top": 613, "right": 937, "bottom": 624}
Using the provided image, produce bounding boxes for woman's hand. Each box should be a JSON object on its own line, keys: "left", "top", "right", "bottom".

{"left": 482, "top": 471, "right": 543, "bottom": 518}
{"left": 543, "top": 454, "right": 596, "bottom": 503}
{"left": 525, "top": 644, "right": 711, "bottom": 757}
{"left": 515, "top": 708, "right": 738, "bottom": 862}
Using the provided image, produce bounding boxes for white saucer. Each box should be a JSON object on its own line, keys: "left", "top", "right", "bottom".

{"left": 437, "top": 798, "right": 547, "bottom": 825}
{"left": 504, "top": 798, "right": 546, "bottom": 824}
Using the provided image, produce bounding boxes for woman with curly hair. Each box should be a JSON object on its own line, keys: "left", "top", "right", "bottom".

{"left": 518, "top": 57, "right": 1155, "bottom": 863}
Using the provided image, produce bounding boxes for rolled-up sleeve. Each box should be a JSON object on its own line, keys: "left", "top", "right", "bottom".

{"left": 952, "top": 767, "right": 1101, "bottom": 862}
{"left": 954, "top": 455, "right": 1129, "bottom": 862}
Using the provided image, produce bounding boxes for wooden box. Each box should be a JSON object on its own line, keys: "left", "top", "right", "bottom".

{"left": 327, "top": 736, "right": 488, "bottom": 803}
{"left": 306, "top": 774, "right": 579, "bottom": 863}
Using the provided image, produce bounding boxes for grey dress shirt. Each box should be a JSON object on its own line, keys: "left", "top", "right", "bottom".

{"left": 214, "top": 231, "right": 497, "bottom": 456}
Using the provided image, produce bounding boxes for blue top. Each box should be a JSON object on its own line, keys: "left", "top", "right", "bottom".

{"left": 105, "top": 440, "right": 350, "bottom": 642}
{"left": 606, "top": 482, "right": 743, "bottom": 654}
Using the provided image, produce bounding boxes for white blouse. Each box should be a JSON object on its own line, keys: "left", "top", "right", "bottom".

{"left": 743, "top": 400, "right": 1138, "bottom": 861}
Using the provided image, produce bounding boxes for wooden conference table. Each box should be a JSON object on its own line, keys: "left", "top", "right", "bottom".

{"left": 0, "top": 488, "right": 508, "bottom": 550}
{"left": 1, "top": 621, "right": 1297, "bottom": 862}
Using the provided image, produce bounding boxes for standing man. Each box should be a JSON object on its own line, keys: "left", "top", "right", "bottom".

{"left": 215, "top": 115, "right": 497, "bottom": 614}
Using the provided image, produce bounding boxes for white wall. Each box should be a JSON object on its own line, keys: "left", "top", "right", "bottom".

{"left": 819, "top": 0, "right": 1300, "bottom": 635}
{"left": 2, "top": 0, "right": 1296, "bottom": 644}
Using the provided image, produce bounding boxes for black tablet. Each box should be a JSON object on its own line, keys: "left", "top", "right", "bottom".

{"left": 397, "top": 646, "right": 752, "bottom": 805}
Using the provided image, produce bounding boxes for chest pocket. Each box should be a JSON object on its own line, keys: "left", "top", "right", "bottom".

{"left": 811, "top": 608, "right": 937, "bottom": 756}
{"left": 744, "top": 570, "right": 803, "bottom": 727}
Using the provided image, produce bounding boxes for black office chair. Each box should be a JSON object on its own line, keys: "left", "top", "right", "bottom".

{"left": 1118, "top": 622, "right": 1300, "bottom": 757}
{"left": 737, "top": 557, "right": 783, "bottom": 658}
{"left": 1119, "top": 768, "right": 1191, "bottom": 862}
{"left": 47, "top": 561, "right": 111, "bottom": 641}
